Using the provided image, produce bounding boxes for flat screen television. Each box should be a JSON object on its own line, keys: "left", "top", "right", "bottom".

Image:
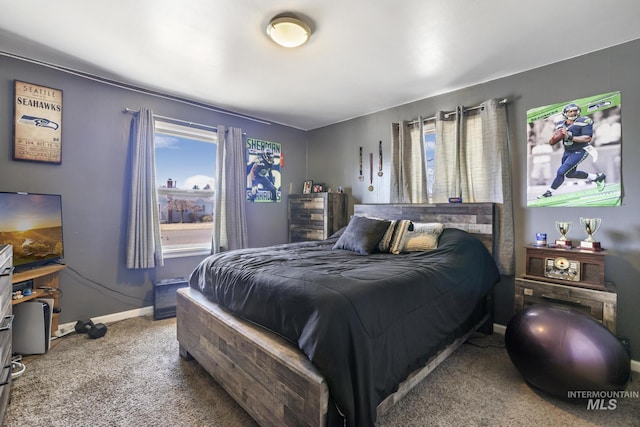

{"left": 0, "top": 192, "right": 64, "bottom": 271}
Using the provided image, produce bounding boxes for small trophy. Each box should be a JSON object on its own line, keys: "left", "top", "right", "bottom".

{"left": 580, "top": 217, "right": 602, "bottom": 250}
{"left": 554, "top": 221, "right": 572, "bottom": 248}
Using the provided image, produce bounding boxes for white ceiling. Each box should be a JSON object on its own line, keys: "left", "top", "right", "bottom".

{"left": 2, "top": 0, "right": 640, "bottom": 130}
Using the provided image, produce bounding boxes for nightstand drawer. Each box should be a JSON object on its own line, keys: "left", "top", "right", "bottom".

{"left": 515, "top": 277, "right": 616, "bottom": 333}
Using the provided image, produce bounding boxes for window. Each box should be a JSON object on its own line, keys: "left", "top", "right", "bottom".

{"left": 154, "top": 120, "right": 217, "bottom": 257}
{"left": 423, "top": 122, "right": 436, "bottom": 203}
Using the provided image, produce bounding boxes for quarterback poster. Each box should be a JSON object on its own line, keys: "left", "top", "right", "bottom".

{"left": 526, "top": 91, "right": 622, "bottom": 207}
{"left": 246, "top": 138, "right": 282, "bottom": 203}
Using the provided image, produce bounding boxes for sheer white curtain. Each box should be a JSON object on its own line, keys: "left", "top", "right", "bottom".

{"left": 390, "top": 120, "right": 427, "bottom": 203}
{"left": 126, "top": 107, "right": 164, "bottom": 269}
{"left": 212, "top": 125, "right": 248, "bottom": 253}
{"left": 433, "top": 99, "right": 514, "bottom": 275}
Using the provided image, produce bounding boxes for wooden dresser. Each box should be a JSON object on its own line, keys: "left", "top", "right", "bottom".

{"left": 0, "top": 245, "right": 13, "bottom": 424}
{"left": 288, "top": 193, "right": 347, "bottom": 242}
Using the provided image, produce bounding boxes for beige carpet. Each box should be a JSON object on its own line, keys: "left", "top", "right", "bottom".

{"left": 5, "top": 316, "right": 639, "bottom": 426}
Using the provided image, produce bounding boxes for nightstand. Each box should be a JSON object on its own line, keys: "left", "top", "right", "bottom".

{"left": 516, "top": 244, "right": 616, "bottom": 333}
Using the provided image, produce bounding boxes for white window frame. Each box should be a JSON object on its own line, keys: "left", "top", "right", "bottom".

{"left": 154, "top": 120, "right": 217, "bottom": 258}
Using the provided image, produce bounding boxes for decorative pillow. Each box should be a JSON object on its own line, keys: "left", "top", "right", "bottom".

{"left": 391, "top": 222, "right": 445, "bottom": 254}
{"left": 332, "top": 216, "right": 391, "bottom": 255}
{"left": 378, "top": 219, "right": 412, "bottom": 253}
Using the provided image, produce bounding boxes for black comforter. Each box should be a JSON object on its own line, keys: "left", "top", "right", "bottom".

{"left": 189, "top": 228, "right": 500, "bottom": 426}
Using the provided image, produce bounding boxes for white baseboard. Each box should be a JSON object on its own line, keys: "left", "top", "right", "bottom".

{"left": 55, "top": 306, "right": 154, "bottom": 337}
{"left": 493, "top": 323, "right": 639, "bottom": 374}
{"left": 57, "top": 316, "right": 640, "bottom": 374}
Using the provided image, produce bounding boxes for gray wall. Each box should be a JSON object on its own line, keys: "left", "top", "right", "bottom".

{"left": 308, "top": 39, "right": 640, "bottom": 360}
{"left": 0, "top": 55, "right": 308, "bottom": 323}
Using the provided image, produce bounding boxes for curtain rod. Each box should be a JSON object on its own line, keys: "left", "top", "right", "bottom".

{"left": 408, "top": 98, "right": 508, "bottom": 126}
{"left": 1, "top": 49, "right": 271, "bottom": 126}
{"left": 124, "top": 108, "right": 218, "bottom": 132}
{"left": 124, "top": 108, "right": 248, "bottom": 135}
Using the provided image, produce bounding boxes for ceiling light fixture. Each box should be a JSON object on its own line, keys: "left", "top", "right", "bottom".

{"left": 266, "top": 15, "right": 311, "bottom": 48}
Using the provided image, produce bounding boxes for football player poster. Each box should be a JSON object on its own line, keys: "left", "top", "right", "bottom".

{"left": 526, "top": 91, "right": 622, "bottom": 207}
{"left": 246, "top": 138, "right": 282, "bottom": 203}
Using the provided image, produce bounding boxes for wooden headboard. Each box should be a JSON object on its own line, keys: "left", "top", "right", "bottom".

{"left": 353, "top": 203, "right": 495, "bottom": 254}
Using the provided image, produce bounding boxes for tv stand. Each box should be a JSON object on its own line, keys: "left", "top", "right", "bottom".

{"left": 12, "top": 264, "right": 65, "bottom": 335}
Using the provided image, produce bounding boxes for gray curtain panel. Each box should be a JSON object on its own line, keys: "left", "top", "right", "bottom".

{"left": 433, "top": 108, "right": 461, "bottom": 202}
{"left": 212, "top": 125, "right": 248, "bottom": 253}
{"left": 126, "top": 107, "right": 164, "bottom": 269}
{"left": 434, "top": 99, "right": 514, "bottom": 275}
{"left": 481, "top": 99, "right": 515, "bottom": 276}
{"left": 390, "top": 119, "right": 427, "bottom": 203}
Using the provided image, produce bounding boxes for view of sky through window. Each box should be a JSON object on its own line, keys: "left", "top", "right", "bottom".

{"left": 155, "top": 133, "right": 216, "bottom": 190}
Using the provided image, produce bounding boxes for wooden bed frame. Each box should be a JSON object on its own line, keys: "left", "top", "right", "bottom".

{"left": 176, "top": 203, "right": 496, "bottom": 427}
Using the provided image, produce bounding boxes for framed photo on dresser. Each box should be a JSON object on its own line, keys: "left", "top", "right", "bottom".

{"left": 303, "top": 180, "right": 313, "bottom": 194}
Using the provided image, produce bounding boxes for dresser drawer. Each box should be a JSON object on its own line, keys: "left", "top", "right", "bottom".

{"left": 290, "top": 209, "right": 325, "bottom": 223}
{"left": 515, "top": 277, "right": 616, "bottom": 333}
{"left": 0, "top": 245, "right": 11, "bottom": 425}
{"left": 289, "top": 196, "right": 324, "bottom": 207}
{"left": 289, "top": 228, "right": 325, "bottom": 243}
{"left": 0, "top": 347, "right": 11, "bottom": 423}
{"left": 0, "top": 276, "right": 11, "bottom": 321}
{"left": 0, "top": 315, "right": 12, "bottom": 360}
{"left": 0, "top": 247, "right": 10, "bottom": 273}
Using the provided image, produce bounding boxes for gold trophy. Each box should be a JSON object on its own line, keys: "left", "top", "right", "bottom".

{"left": 579, "top": 217, "right": 602, "bottom": 250}
{"left": 554, "top": 221, "right": 572, "bottom": 248}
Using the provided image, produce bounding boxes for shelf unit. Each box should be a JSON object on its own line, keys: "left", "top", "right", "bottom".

{"left": 12, "top": 264, "right": 65, "bottom": 335}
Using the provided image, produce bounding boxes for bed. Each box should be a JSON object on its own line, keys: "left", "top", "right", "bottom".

{"left": 176, "top": 203, "right": 500, "bottom": 427}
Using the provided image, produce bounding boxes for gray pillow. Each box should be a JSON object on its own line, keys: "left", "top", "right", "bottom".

{"left": 332, "top": 216, "right": 391, "bottom": 255}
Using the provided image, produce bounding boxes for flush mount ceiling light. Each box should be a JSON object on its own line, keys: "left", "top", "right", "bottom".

{"left": 266, "top": 15, "right": 311, "bottom": 48}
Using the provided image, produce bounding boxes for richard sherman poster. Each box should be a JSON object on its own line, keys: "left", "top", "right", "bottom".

{"left": 526, "top": 91, "right": 622, "bottom": 207}
{"left": 246, "top": 138, "right": 282, "bottom": 203}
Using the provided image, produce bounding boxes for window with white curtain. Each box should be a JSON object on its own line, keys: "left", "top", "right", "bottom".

{"left": 423, "top": 121, "right": 436, "bottom": 203}
{"left": 154, "top": 120, "right": 217, "bottom": 257}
